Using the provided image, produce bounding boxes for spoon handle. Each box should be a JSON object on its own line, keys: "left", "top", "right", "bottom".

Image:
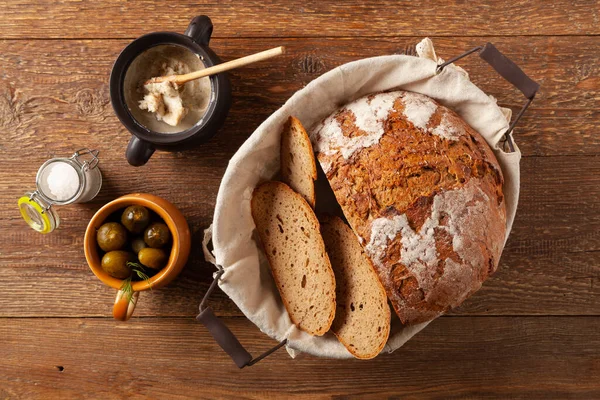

{"left": 148, "top": 46, "right": 285, "bottom": 86}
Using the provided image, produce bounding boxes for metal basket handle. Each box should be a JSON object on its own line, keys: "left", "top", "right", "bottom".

{"left": 196, "top": 269, "right": 287, "bottom": 368}
{"left": 437, "top": 42, "right": 540, "bottom": 152}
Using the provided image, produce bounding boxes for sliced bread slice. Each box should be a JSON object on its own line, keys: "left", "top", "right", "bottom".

{"left": 281, "top": 116, "right": 317, "bottom": 208}
{"left": 320, "top": 215, "right": 391, "bottom": 359}
{"left": 251, "top": 181, "right": 336, "bottom": 336}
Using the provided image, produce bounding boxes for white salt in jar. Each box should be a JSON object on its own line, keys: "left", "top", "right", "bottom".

{"left": 19, "top": 149, "right": 102, "bottom": 233}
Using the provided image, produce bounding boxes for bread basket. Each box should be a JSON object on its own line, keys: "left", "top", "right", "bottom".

{"left": 199, "top": 39, "right": 539, "bottom": 367}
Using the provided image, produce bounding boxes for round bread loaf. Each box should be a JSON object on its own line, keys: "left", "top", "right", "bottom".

{"left": 310, "top": 90, "right": 507, "bottom": 325}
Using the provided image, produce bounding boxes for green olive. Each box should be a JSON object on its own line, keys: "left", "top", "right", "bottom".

{"left": 101, "top": 251, "right": 135, "bottom": 279}
{"left": 121, "top": 205, "right": 150, "bottom": 234}
{"left": 131, "top": 238, "right": 148, "bottom": 254}
{"left": 138, "top": 247, "right": 168, "bottom": 270}
{"left": 144, "top": 222, "right": 171, "bottom": 248}
{"left": 96, "top": 222, "right": 128, "bottom": 252}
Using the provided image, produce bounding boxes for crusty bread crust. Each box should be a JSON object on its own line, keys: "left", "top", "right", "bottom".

{"left": 321, "top": 215, "right": 391, "bottom": 359}
{"left": 281, "top": 116, "right": 317, "bottom": 208}
{"left": 311, "top": 90, "right": 507, "bottom": 325}
{"left": 251, "top": 181, "right": 336, "bottom": 336}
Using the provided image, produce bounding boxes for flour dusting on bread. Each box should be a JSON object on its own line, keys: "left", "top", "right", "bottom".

{"left": 311, "top": 91, "right": 466, "bottom": 161}
{"left": 311, "top": 92, "right": 399, "bottom": 159}
{"left": 366, "top": 214, "right": 437, "bottom": 271}
{"left": 400, "top": 91, "right": 461, "bottom": 141}
{"left": 400, "top": 91, "right": 437, "bottom": 130}
{"left": 430, "top": 112, "right": 462, "bottom": 141}
{"left": 347, "top": 92, "right": 397, "bottom": 136}
{"left": 366, "top": 179, "right": 491, "bottom": 296}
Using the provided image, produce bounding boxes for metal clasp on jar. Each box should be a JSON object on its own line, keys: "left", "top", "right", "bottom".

{"left": 71, "top": 148, "right": 100, "bottom": 172}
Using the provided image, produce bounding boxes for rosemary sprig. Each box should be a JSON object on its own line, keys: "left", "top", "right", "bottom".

{"left": 119, "top": 276, "right": 134, "bottom": 302}
{"left": 119, "top": 263, "right": 153, "bottom": 303}
{"left": 127, "top": 261, "right": 153, "bottom": 288}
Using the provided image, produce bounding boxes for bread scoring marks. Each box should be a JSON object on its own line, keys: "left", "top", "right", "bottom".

{"left": 311, "top": 90, "right": 462, "bottom": 173}
{"left": 399, "top": 91, "right": 438, "bottom": 131}
{"left": 401, "top": 91, "right": 462, "bottom": 141}
{"left": 310, "top": 91, "right": 400, "bottom": 160}
{"left": 430, "top": 112, "right": 462, "bottom": 141}
{"left": 365, "top": 179, "right": 490, "bottom": 303}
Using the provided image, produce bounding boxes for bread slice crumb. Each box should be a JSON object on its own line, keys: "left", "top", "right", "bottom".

{"left": 251, "top": 181, "right": 336, "bottom": 336}
{"left": 281, "top": 116, "right": 317, "bottom": 208}
{"left": 321, "top": 215, "right": 391, "bottom": 359}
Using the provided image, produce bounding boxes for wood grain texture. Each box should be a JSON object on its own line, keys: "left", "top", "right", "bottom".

{"left": 1, "top": 246, "right": 600, "bottom": 318}
{"left": 1, "top": 317, "right": 599, "bottom": 399}
{"left": 0, "top": 0, "right": 598, "bottom": 39}
{"left": 2, "top": 36, "right": 600, "bottom": 125}
{"left": 1, "top": 1, "right": 599, "bottom": 397}
{"left": 0, "top": 36, "right": 599, "bottom": 319}
{"left": 0, "top": 155, "right": 599, "bottom": 318}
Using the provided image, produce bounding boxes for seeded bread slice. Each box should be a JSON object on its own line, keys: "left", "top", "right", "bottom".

{"left": 320, "top": 215, "right": 391, "bottom": 359}
{"left": 251, "top": 181, "right": 336, "bottom": 336}
{"left": 281, "top": 116, "right": 317, "bottom": 208}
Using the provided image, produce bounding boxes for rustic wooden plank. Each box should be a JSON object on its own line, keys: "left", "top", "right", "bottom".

{"left": 1, "top": 36, "right": 599, "bottom": 134}
{"left": 2, "top": 155, "right": 599, "bottom": 247}
{"left": 1, "top": 317, "right": 598, "bottom": 399}
{"left": 2, "top": 155, "right": 598, "bottom": 247}
{"left": 514, "top": 155, "right": 600, "bottom": 241}
{"left": 0, "top": 0, "right": 598, "bottom": 39}
{"left": 2, "top": 153, "right": 600, "bottom": 318}
{"left": 1, "top": 229, "right": 599, "bottom": 318}
{"left": 1, "top": 241, "right": 599, "bottom": 319}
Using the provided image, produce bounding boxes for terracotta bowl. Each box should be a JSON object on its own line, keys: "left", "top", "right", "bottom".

{"left": 84, "top": 193, "right": 191, "bottom": 320}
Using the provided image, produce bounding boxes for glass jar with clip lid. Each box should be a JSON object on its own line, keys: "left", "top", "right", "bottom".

{"left": 18, "top": 148, "right": 103, "bottom": 234}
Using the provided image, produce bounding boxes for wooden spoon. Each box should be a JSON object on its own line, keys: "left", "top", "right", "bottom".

{"left": 145, "top": 46, "right": 285, "bottom": 86}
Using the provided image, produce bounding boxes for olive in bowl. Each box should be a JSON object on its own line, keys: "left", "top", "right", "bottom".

{"left": 121, "top": 205, "right": 150, "bottom": 234}
{"left": 97, "top": 222, "right": 128, "bottom": 252}
{"left": 94, "top": 205, "right": 172, "bottom": 279}
{"left": 101, "top": 250, "right": 136, "bottom": 279}
{"left": 138, "top": 247, "right": 168, "bottom": 270}
{"left": 144, "top": 222, "right": 171, "bottom": 248}
{"left": 131, "top": 238, "right": 148, "bottom": 254}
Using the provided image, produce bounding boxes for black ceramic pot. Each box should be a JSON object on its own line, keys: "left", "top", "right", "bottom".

{"left": 110, "top": 16, "right": 231, "bottom": 166}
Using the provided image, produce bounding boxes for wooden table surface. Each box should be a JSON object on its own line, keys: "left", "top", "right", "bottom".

{"left": 1, "top": 1, "right": 599, "bottom": 398}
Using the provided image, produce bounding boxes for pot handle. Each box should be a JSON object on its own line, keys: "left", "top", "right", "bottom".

{"left": 436, "top": 42, "right": 540, "bottom": 152}
{"left": 185, "top": 15, "right": 213, "bottom": 46}
{"left": 126, "top": 136, "right": 155, "bottom": 167}
{"left": 196, "top": 269, "right": 287, "bottom": 368}
{"left": 478, "top": 43, "right": 540, "bottom": 99}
